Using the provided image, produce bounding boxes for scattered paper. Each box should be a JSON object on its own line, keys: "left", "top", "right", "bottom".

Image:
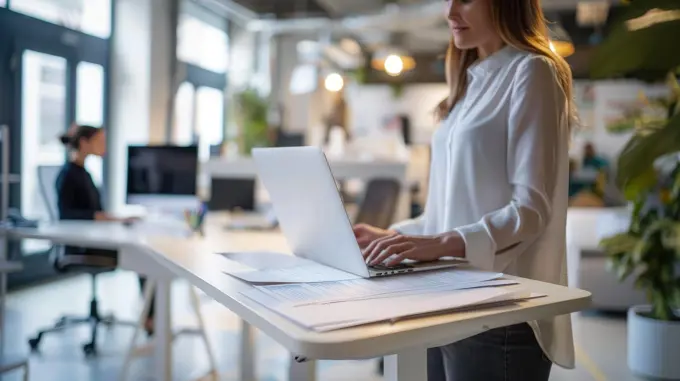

{"left": 243, "top": 285, "right": 545, "bottom": 331}
{"left": 255, "top": 268, "right": 505, "bottom": 305}
{"left": 219, "top": 252, "right": 361, "bottom": 283}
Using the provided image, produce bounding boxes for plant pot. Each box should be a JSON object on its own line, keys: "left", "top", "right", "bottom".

{"left": 628, "top": 306, "right": 680, "bottom": 380}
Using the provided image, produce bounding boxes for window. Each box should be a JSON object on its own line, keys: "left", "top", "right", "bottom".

{"left": 177, "top": 14, "right": 229, "bottom": 73}
{"left": 172, "top": 83, "right": 224, "bottom": 161}
{"left": 0, "top": 0, "right": 6, "bottom": 7}
{"left": 10, "top": 0, "right": 111, "bottom": 38}
{"left": 76, "top": 62, "right": 105, "bottom": 186}
{"left": 173, "top": 82, "right": 196, "bottom": 146}
{"left": 195, "top": 86, "right": 224, "bottom": 161}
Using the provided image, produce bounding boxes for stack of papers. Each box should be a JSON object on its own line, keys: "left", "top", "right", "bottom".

{"left": 239, "top": 268, "right": 543, "bottom": 331}
{"left": 220, "top": 252, "right": 362, "bottom": 283}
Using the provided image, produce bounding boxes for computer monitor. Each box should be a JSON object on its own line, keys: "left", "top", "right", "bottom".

{"left": 126, "top": 145, "right": 199, "bottom": 212}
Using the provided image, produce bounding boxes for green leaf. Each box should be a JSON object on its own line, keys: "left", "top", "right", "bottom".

{"left": 600, "top": 233, "right": 640, "bottom": 255}
{"left": 661, "top": 223, "right": 680, "bottom": 253}
{"left": 623, "top": 167, "right": 658, "bottom": 201}
{"left": 590, "top": 0, "right": 680, "bottom": 81}
{"left": 616, "top": 113, "right": 680, "bottom": 188}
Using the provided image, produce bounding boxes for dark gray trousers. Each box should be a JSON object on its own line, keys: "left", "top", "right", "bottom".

{"left": 428, "top": 323, "right": 552, "bottom": 381}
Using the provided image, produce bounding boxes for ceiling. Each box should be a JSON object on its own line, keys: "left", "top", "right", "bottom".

{"left": 226, "top": 0, "right": 621, "bottom": 49}
{"left": 212, "top": 0, "right": 623, "bottom": 79}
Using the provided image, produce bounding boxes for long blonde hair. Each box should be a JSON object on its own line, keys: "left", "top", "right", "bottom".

{"left": 436, "top": 0, "right": 577, "bottom": 129}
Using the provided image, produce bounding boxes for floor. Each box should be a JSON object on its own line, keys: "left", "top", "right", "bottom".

{"left": 2, "top": 271, "right": 645, "bottom": 381}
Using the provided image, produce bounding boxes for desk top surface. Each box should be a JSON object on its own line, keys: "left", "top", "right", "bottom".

{"left": 2, "top": 216, "right": 591, "bottom": 359}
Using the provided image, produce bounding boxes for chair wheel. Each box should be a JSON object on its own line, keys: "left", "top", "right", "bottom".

{"left": 83, "top": 343, "right": 96, "bottom": 356}
{"left": 28, "top": 337, "right": 41, "bottom": 351}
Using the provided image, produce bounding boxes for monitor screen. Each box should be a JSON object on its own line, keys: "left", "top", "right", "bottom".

{"left": 126, "top": 145, "right": 198, "bottom": 198}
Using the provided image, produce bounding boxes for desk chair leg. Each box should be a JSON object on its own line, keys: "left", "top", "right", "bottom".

{"left": 239, "top": 320, "right": 256, "bottom": 381}
{"left": 120, "top": 279, "right": 156, "bottom": 381}
{"left": 287, "top": 358, "right": 316, "bottom": 381}
{"left": 23, "top": 362, "right": 29, "bottom": 381}
{"left": 189, "top": 287, "right": 218, "bottom": 380}
{"left": 384, "top": 348, "right": 427, "bottom": 381}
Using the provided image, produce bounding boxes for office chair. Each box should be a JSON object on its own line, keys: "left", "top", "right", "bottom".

{"left": 207, "top": 178, "right": 256, "bottom": 212}
{"left": 354, "top": 179, "right": 401, "bottom": 230}
{"left": 28, "top": 166, "right": 135, "bottom": 356}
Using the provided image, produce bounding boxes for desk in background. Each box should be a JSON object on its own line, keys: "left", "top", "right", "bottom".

{"left": 203, "top": 156, "right": 411, "bottom": 221}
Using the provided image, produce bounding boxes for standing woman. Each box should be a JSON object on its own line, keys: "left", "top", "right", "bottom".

{"left": 57, "top": 124, "right": 155, "bottom": 333}
{"left": 354, "top": 0, "right": 577, "bottom": 379}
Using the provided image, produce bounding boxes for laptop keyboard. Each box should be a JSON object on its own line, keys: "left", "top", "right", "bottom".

{"left": 369, "top": 263, "right": 414, "bottom": 271}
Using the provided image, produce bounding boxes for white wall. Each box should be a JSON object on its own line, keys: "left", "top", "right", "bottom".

{"left": 345, "top": 83, "right": 449, "bottom": 144}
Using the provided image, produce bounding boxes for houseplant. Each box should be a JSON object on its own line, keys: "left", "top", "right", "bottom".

{"left": 233, "top": 88, "right": 271, "bottom": 156}
{"left": 592, "top": 0, "right": 680, "bottom": 378}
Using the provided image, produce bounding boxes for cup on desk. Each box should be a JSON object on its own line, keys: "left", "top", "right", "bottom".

{"left": 184, "top": 202, "right": 208, "bottom": 237}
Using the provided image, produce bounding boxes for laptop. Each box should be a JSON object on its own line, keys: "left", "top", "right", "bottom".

{"left": 251, "top": 146, "right": 465, "bottom": 278}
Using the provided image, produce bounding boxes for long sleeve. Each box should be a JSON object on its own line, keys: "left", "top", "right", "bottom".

{"left": 390, "top": 214, "right": 426, "bottom": 235}
{"left": 57, "top": 170, "right": 97, "bottom": 220}
{"left": 454, "top": 56, "right": 566, "bottom": 271}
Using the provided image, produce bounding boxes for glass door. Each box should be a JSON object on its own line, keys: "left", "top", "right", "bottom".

{"left": 20, "top": 50, "right": 68, "bottom": 254}
{"left": 9, "top": 47, "right": 106, "bottom": 285}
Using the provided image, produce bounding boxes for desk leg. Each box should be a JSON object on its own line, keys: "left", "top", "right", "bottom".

{"left": 239, "top": 320, "right": 256, "bottom": 381}
{"left": 155, "top": 280, "right": 172, "bottom": 381}
{"left": 384, "top": 348, "right": 427, "bottom": 381}
{"left": 287, "top": 358, "right": 316, "bottom": 381}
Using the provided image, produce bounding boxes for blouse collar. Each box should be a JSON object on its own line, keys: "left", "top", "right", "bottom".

{"left": 467, "top": 45, "right": 517, "bottom": 77}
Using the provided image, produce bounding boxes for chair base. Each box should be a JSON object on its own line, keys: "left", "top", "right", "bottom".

{"left": 28, "top": 297, "right": 137, "bottom": 356}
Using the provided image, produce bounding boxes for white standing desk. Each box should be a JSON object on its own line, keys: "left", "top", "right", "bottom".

{"left": 2, "top": 217, "right": 592, "bottom": 381}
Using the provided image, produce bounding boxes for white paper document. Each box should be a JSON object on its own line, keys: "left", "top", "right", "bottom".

{"left": 243, "top": 285, "right": 544, "bottom": 331}
{"left": 254, "top": 268, "right": 506, "bottom": 305}
{"left": 219, "top": 252, "right": 361, "bottom": 283}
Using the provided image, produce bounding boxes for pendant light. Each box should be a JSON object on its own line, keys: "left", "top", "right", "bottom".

{"left": 548, "top": 19, "right": 575, "bottom": 58}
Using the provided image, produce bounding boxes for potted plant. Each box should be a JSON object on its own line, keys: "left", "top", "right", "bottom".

{"left": 233, "top": 88, "right": 271, "bottom": 156}
{"left": 592, "top": 1, "right": 680, "bottom": 378}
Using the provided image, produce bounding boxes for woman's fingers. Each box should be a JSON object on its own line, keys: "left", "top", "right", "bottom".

{"left": 368, "top": 242, "right": 413, "bottom": 265}
{"left": 363, "top": 234, "right": 399, "bottom": 260}
{"left": 384, "top": 250, "right": 418, "bottom": 267}
{"left": 356, "top": 235, "right": 373, "bottom": 249}
{"left": 352, "top": 224, "right": 368, "bottom": 236}
{"left": 362, "top": 233, "right": 394, "bottom": 258}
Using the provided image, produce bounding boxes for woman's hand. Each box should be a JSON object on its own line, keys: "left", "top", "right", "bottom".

{"left": 353, "top": 223, "right": 395, "bottom": 249}
{"left": 94, "top": 211, "right": 116, "bottom": 221}
{"left": 363, "top": 232, "right": 466, "bottom": 267}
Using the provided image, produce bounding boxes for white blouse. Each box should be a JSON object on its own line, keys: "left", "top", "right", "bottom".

{"left": 392, "top": 46, "right": 574, "bottom": 368}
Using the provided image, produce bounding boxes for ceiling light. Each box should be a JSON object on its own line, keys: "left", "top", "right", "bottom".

{"left": 324, "top": 73, "right": 344, "bottom": 92}
{"left": 548, "top": 21, "right": 575, "bottom": 58}
{"left": 371, "top": 48, "right": 416, "bottom": 76}
{"left": 384, "top": 55, "right": 404, "bottom": 76}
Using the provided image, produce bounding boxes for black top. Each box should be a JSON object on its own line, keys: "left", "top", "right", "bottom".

{"left": 56, "top": 162, "right": 103, "bottom": 220}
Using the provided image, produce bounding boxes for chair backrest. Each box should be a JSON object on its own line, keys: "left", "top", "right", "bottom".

{"left": 208, "top": 178, "right": 256, "bottom": 211}
{"left": 354, "top": 179, "right": 401, "bottom": 230}
{"left": 37, "top": 165, "right": 62, "bottom": 222}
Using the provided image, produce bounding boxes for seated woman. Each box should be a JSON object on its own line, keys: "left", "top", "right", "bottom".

{"left": 57, "top": 124, "right": 154, "bottom": 333}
